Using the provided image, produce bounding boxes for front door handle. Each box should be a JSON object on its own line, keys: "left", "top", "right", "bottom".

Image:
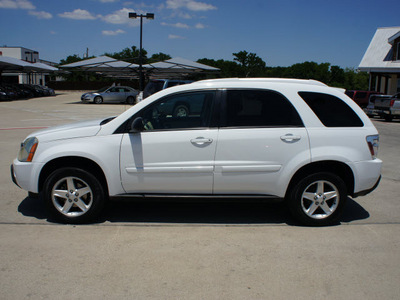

{"left": 280, "top": 134, "right": 301, "bottom": 142}
{"left": 190, "top": 137, "right": 213, "bottom": 145}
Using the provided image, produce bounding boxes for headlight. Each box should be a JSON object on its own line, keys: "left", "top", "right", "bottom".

{"left": 18, "top": 137, "right": 38, "bottom": 162}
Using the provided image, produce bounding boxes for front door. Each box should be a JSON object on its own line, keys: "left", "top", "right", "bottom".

{"left": 120, "top": 90, "right": 217, "bottom": 194}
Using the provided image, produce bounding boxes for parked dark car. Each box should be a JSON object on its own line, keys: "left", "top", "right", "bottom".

{"left": 345, "top": 90, "right": 381, "bottom": 108}
{"left": 143, "top": 79, "right": 193, "bottom": 99}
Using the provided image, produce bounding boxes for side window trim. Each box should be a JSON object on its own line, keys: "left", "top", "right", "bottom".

{"left": 114, "top": 89, "right": 221, "bottom": 134}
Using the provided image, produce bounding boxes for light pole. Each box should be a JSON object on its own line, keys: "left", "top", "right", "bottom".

{"left": 128, "top": 12, "right": 154, "bottom": 98}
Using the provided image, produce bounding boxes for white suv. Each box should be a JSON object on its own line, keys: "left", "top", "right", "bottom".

{"left": 11, "top": 78, "right": 382, "bottom": 226}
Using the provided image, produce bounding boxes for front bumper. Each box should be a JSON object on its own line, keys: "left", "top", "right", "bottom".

{"left": 10, "top": 164, "right": 21, "bottom": 188}
{"left": 11, "top": 159, "right": 43, "bottom": 193}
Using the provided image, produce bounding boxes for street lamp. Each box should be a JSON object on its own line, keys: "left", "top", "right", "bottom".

{"left": 128, "top": 12, "right": 154, "bottom": 98}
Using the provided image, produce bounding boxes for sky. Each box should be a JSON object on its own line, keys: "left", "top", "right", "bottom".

{"left": 0, "top": 0, "right": 399, "bottom": 68}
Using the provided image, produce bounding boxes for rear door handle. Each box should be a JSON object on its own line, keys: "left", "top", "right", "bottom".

{"left": 190, "top": 137, "right": 213, "bottom": 145}
{"left": 280, "top": 134, "right": 301, "bottom": 142}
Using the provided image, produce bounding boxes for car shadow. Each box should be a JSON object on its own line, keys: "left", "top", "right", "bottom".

{"left": 18, "top": 196, "right": 370, "bottom": 226}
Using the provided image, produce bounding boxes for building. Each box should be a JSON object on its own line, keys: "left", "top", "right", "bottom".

{"left": 358, "top": 26, "right": 400, "bottom": 95}
{"left": 0, "top": 46, "right": 55, "bottom": 85}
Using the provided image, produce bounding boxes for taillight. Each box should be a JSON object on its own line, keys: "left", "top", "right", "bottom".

{"left": 390, "top": 99, "right": 395, "bottom": 107}
{"left": 366, "top": 135, "right": 379, "bottom": 159}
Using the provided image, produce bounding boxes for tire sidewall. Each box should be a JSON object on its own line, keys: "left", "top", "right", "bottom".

{"left": 173, "top": 105, "right": 189, "bottom": 117}
{"left": 288, "top": 172, "right": 347, "bottom": 226}
{"left": 127, "top": 96, "right": 135, "bottom": 105}
{"left": 94, "top": 96, "right": 103, "bottom": 104}
{"left": 43, "top": 168, "right": 106, "bottom": 224}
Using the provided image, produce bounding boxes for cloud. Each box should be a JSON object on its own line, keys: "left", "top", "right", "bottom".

{"left": 168, "top": 34, "right": 185, "bottom": 39}
{"left": 166, "top": 0, "right": 216, "bottom": 11}
{"left": 161, "top": 22, "right": 189, "bottom": 29}
{"left": 58, "top": 9, "right": 98, "bottom": 20}
{"left": 28, "top": 10, "right": 52, "bottom": 19}
{"left": 102, "top": 29, "right": 126, "bottom": 36}
{"left": 0, "top": 0, "right": 35, "bottom": 9}
{"left": 195, "top": 23, "right": 205, "bottom": 29}
{"left": 101, "top": 8, "right": 138, "bottom": 26}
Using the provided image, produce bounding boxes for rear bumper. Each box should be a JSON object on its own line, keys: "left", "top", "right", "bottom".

{"left": 353, "top": 175, "right": 381, "bottom": 198}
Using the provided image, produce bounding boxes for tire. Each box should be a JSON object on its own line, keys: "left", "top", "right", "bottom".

{"left": 384, "top": 115, "right": 393, "bottom": 122}
{"left": 43, "top": 168, "right": 106, "bottom": 224}
{"left": 126, "top": 96, "right": 135, "bottom": 105}
{"left": 287, "top": 172, "right": 347, "bottom": 226}
{"left": 173, "top": 105, "right": 189, "bottom": 117}
{"left": 94, "top": 96, "right": 103, "bottom": 104}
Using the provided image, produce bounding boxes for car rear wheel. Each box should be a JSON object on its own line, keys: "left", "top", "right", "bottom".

{"left": 43, "top": 168, "right": 106, "bottom": 223}
{"left": 94, "top": 96, "right": 103, "bottom": 104}
{"left": 384, "top": 115, "right": 393, "bottom": 122}
{"left": 126, "top": 96, "right": 135, "bottom": 105}
{"left": 287, "top": 172, "right": 347, "bottom": 226}
{"left": 173, "top": 105, "right": 189, "bottom": 117}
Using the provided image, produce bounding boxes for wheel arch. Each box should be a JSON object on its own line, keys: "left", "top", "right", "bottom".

{"left": 285, "top": 160, "right": 355, "bottom": 199}
{"left": 38, "top": 156, "right": 109, "bottom": 195}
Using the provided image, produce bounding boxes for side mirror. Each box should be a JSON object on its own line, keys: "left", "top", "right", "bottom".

{"left": 130, "top": 117, "right": 144, "bottom": 133}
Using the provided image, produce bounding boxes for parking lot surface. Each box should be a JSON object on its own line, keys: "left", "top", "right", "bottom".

{"left": 1, "top": 92, "right": 399, "bottom": 299}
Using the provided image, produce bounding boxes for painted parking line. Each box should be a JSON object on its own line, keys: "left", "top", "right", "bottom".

{"left": 0, "top": 126, "right": 48, "bottom": 131}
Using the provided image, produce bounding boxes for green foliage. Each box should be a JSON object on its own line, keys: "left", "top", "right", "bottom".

{"left": 59, "top": 54, "right": 87, "bottom": 66}
{"left": 233, "top": 51, "right": 266, "bottom": 77}
{"left": 149, "top": 52, "right": 172, "bottom": 63}
{"left": 198, "top": 54, "right": 368, "bottom": 90}
{"left": 104, "top": 46, "right": 148, "bottom": 63}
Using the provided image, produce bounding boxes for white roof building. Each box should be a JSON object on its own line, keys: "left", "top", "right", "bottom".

{"left": 0, "top": 46, "right": 56, "bottom": 85}
{"left": 358, "top": 27, "right": 400, "bottom": 94}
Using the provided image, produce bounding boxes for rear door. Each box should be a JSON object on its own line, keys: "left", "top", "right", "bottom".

{"left": 103, "top": 87, "right": 124, "bottom": 102}
{"left": 213, "top": 89, "right": 310, "bottom": 196}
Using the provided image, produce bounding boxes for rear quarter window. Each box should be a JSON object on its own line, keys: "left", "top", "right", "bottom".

{"left": 299, "top": 92, "right": 364, "bottom": 127}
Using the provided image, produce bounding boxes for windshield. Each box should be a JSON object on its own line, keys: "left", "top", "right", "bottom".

{"left": 143, "top": 80, "right": 164, "bottom": 98}
{"left": 96, "top": 86, "right": 109, "bottom": 93}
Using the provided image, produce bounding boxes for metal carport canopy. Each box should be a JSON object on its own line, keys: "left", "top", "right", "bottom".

{"left": 142, "top": 57, "right": 220, "bottom": 78}
{"left": 0, "top": 56, "right": 57, "bottom": 73}
{"left": 59, "top": 56, "right": 219, "bottom": 79}
{"left": 59, "top": 55, "right": 140, "bottom": 77}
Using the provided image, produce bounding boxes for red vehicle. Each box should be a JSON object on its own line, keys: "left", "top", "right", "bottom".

{"left": 345, "top": 90, "right": 381, "bottom": 108}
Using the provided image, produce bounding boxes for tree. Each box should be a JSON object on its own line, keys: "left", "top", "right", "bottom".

{"left": 104, "top": 46, "right": 148, "bottom": 63}
{"left": 59, "top": 54, "right": 84, "bottom": 65}
{"left": 149, "top": 52, "right": 172, "bottom": 63}
{"left": 232, "top": 50, "right": 266, "bottom": 77}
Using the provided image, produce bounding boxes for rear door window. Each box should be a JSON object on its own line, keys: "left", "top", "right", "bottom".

{"left": 223, "top": 89, "right": 303, "bottom": 127}
{"left": 299, "top": 92, "right": 364, "bottom": 127}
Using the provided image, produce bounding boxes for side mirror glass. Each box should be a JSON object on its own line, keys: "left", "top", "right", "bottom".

{"left": 130, "top": 117, "right": 144, "bottom": 133}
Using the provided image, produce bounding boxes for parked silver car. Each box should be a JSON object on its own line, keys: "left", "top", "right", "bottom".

{"left": 81, "top": 86, "right": 138, "bottom": 104}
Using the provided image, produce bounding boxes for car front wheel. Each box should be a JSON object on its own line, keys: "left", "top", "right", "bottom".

{"left": 287, "top": 172, "right": 347, "bottom": 226}
{"left": 94, "top": 96, "right": 103, "bottom": 104}
{"left": 43, "top": 168, "right": 106, "bottom": 223}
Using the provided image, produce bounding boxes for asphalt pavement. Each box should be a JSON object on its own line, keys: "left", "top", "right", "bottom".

{"left": 0, "top": 92, "right": 399, "bottom": 299}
